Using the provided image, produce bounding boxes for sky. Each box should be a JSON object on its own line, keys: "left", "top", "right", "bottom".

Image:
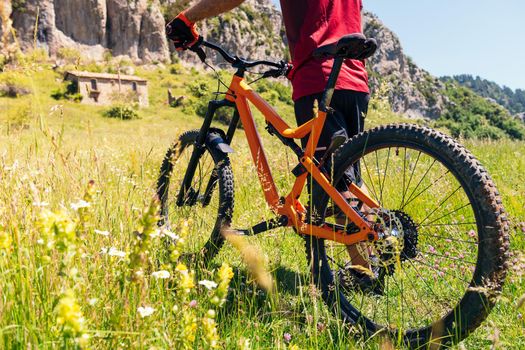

{"left": 272, "top": 0, "right": 525, "bottom": 90}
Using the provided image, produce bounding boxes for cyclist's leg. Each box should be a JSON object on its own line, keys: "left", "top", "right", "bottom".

{"left": 329, "top": 91, "right": 373, "bottom": 270}
{"left": 294, "top": 91, "right": 371, "bottom": 269}
{"left": 294, "top": 92, "right": 345, "bottom": 161}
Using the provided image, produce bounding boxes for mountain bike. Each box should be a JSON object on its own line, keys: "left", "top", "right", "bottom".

{"left": 156, "top": 34, "right": 509, "bottom": 348}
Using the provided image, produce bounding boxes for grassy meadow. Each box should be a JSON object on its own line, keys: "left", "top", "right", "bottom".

{"left": 0, "top": 54, "right": 524, "bottom": 349}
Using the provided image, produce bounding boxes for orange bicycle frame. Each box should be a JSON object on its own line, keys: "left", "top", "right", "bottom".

{"left": 225, "top": 75, "right": 380, "bottom": 245}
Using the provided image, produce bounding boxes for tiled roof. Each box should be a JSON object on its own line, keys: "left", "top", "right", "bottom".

{"left": 65, "top": 70, "right": 147, "bottom": 83}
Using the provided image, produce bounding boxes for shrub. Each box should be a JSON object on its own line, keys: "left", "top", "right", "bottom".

{"left": 0, "top": 54, "right": 6, "bottom": 72}
{"left": 187, "top": 79, "right": 210, "bottom": 98}
{"left": 57, "top": 47, "right": 81, "bottom": 64}
{"left": 255, "top": 79, "right": 293, "bottom": 106}
{"left": 161, "top": 0, "right": 191, "bottom": 22}
{"left": 103, "top": 105, "right": 140, "bottom": 120}
{"left": 5, "top": 104, "right": 31, "bottom": 133}
{"left": 11, "top": 0, "right": 27, "bottom": 12}
{"left": 51, "top": 80, "right": 83, "bottom": 102}
{"left": 182, "top": 79, "right": 236, "bottom": 125}
{"left": 0, "top": 71, "right": 32, "bottom": 97}
{"left": 439, "top": 83, "right": 525, "bottom": 140}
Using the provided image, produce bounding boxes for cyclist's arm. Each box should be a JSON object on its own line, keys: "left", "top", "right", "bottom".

{"left": 185, "top": 0, "right": 247, "bottom": 22}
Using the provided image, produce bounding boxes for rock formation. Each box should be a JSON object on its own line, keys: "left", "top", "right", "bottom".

{"left": 0, "top": 1, "right": 17, "bottom": 57}
{"left": 10, "top": 0, "right": 169, "bottom": 63}
{"left": 171, "top": 0, "right": 287, "bottom": 66}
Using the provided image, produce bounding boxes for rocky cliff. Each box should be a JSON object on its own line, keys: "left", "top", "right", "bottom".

{"left": 7, "top": 0, "right": 169, "bottom": 63}
{"left": 4, "top": 0, "right": 284, "bottom": 65}
{"left": 161, "top": 0, "right": 287, "bottom": 65}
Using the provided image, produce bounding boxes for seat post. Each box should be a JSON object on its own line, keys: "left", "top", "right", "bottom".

{"left": 319, "top": 56, "right": 344, "bottom": 113}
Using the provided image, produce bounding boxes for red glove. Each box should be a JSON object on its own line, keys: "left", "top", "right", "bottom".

{"left": 166, "top": 12, "right": 200, "bottom": 50}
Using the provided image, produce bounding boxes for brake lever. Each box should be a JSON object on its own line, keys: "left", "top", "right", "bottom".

{"left": 262, "top": 61, "right": 292, "bottom": 79}
{"left": 189, "top": 36, "right": 207, "bottom": 63}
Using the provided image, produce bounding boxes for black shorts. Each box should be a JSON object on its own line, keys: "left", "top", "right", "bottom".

{"left": 295, "top": 90, "right": 369, "bottom": 192}
{"left": 294, "top": 90, "right": 370, "bottom": 159}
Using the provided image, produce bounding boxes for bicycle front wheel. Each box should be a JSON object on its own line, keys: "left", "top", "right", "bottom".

{"left": 307, "top": 124, "right": 509, "bottom": 348}
{"left": 156, "top": 129, "right": 234, "bottom": 265}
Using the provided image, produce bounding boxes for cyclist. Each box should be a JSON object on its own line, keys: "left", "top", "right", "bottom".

{"left": 166, "top": 0, "right": 378, "bottom": 292}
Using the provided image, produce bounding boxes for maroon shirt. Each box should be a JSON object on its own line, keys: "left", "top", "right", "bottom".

{"left": 279, "top": 0, "right": 369, "bottom": 100}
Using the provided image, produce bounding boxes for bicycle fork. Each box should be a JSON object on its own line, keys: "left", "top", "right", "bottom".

{"left": 176, "top": 99, "right": 239, "bottom": 207}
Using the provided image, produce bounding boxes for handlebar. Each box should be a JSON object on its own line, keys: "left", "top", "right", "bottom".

{"left": 190, "top": 37, "right": 292, "bottom": 78}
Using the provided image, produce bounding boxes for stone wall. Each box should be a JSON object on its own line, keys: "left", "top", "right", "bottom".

{"left": 74, "top": 77, "right": 149, "bottom": 107}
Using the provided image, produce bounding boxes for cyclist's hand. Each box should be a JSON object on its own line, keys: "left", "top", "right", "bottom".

{"left": 166, "top": 12, "right": 199, "bottom": 50}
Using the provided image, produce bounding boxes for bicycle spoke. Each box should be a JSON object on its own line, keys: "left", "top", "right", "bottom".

{"left": 401, "top": 147, "right": 408, "bottom": 208}
{"left": 400, "top": 151, "right": 422, "bottom": 208}
{"left": 413, "top": 257, "right": 470, "bottom": 285}
{"left": 417, "top": 185, "right": 462, "bottom": 226}
{"left": 419, "top": 222, "right": 477, "bottom": 228}
{"left": 361, "top": 154, "right": 381, "bottom": 203}
{"left": 418, "top": 202, "right": 472, "bottom": 227}
{"left": 390, "top": 272, "right": 421, "bottom": 326}
{"left": 401, "top": 270, "right": 436, "bottom": 324}
{"left": 402, "top": 162, "right": 447, "bottom": 210}
{"left": 405, "top": 258, "right": 457, "bottom": 305}
{"left": 420, "top": 233, "right": 477, "bottom": 245}
{"left": 378, "top": 148, "right": 391, "bottom": 206}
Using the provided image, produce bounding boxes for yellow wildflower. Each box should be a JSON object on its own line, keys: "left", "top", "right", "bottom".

{"left": 182, "top": 312, "right": 198, "bottom": 343}
{"left": 0, "top": 227, "right": 12, "bottom": 250}
{"left": 201, "top": 314, "right": 220, "bottom": 349}
{"left": 175, "top": 263, "right": 188, "bottom": 273}
{"left": 180, "top": 270, "right": 195, "bottom": 293}
{"left": 55, "top": 289, "right": 88, "bottom": 347}
{"left": 217, "top": 262, "right": 234, "bottom": 282}
{"left": 37, "top": 209, "right": 77, "bottom": 252}
{"left": 213, "top": 262, "right": 234, "bottom": 306}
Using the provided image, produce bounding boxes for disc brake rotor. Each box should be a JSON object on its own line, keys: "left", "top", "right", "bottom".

{"left": 356, "top": 209, "right": 419, "bottom": 272}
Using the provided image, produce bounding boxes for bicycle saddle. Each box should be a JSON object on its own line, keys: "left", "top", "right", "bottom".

{"left": 312, "top": 33, "right": 377, "bottom": 60}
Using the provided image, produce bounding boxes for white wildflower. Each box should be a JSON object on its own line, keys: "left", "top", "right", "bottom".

{"left": 101, "top": 247, "right": 127, "bottom": 258}
{"left": 88, "top": 298, "right": 98, "bottom": 306}
{"left": 149, "top": 229, "right": 161, "bottom": 238}
{"left": 198, "top": 280, "right": 218, "bottom": 290}
{"left": 137, "top": 306, "right": 155, "bottom": 318}
{"left": 71, "top": 200, "right": 91, "bottom": 211}
{"left": 151, "top": 270, "right": 171, "bottom": 279}
{"left": 162, "top": 229, "right": 180, "bottom": 241}
{"left": 32, "top": 201, "right": 49, "bottom": 207}
{"left": 108, "top": 247, "right": 126, "bottom": 257}
{"left": 94, "top": 229, "right": 110, "bottom": 236}
{"left": 4, "top": 160, "right": 19, "bottom": 171}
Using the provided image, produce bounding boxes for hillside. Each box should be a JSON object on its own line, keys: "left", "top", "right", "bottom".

{"left": 2, "top": 0, "right": 525, "bottom": 139}
{"left": 0, "top": 57, "right": 524, "bottom": 349}
{"left": 442, "top": 74, "right": 525, "bottom": 115}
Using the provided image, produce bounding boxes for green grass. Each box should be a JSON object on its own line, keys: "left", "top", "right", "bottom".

{"left": 0, "top": 60, "right": 524, "bottom": 349}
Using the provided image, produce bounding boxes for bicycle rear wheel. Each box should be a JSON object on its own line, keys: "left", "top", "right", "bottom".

{"left": 156, "top": 129, "right": 234, "bottom": 265}
{"left": 307, "top": 124, "right": 509, "bottom": 348}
